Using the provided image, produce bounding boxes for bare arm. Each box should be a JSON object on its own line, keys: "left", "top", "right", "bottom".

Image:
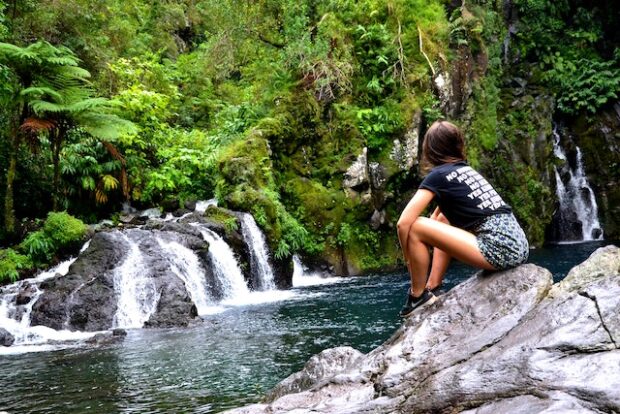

{"left": 396, "top": 189, "right": 435, "bottom": 256}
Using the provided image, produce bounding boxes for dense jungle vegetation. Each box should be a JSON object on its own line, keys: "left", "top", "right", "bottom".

{"left": 0, "top": 0, "right": 618, "bottom": 282}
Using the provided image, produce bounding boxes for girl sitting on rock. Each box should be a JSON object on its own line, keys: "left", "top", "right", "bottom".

{"left": 396, "top": 120, "right": 529, "bottom": 317}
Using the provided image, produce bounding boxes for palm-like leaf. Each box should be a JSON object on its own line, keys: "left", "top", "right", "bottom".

{"left": 20, "top": 86, "right": 63, "bottom": 100}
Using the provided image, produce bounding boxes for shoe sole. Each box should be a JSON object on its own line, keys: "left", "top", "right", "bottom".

{"left": 399, "top": 294, "right": 438, "bottom": 318}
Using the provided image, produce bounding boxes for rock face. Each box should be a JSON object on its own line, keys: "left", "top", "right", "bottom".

{"left": 31, "top": 227, "right": 206, "bottom": 331}
{"left": 26, "top": 210, "right": 291, "bottom": 333}
{"left": 0, "top": 328, "right": 15, "bottom": 347}
{"left": 225, "top": 245, "right": 620, "bottom": 414}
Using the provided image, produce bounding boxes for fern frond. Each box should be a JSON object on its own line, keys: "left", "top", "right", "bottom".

{"left": 20, "top": 117, "right": 56, "bottom": 133}
{"left": 65, "top": 97, "right": 110, "bottom": 113}
{"left": 95, "top": 189, "right": 108, "bottom": 204}
{"left": 20, "top": 86, "right": 63, "bottom": 100}
{"left": 29, "top": 100, "right": 67, "bottom": 114}
{"left": 101, "top": 174, "right": 119, "bottom": 191}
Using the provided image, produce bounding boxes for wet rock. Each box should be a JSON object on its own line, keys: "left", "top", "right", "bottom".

{"left": 31, "top": 232, "right": 124, "bottom": 331}
{"left": 370, "top": 209, "right": 386, "bottom": 230}
{"left": 15, "top": 284, "right": 37, "bottom": 305}
{"left": 390, "top": 110, "right": 421, "bottom": 171}
{"left": 172, "top": 208, "right": 192, "bottom": 217}
{"left": 184, "top": 199, "right": 198, "bottom": 211}
{"left": 271, "top": 256, "right": 294, "bottom": 290}
{"left": 0, "top": 328, "right": 15, "bottom": 347}
{"left": 112, "top": 328, "right": 127, "bottom": 336}
{"left": 224, "top": 246, "right": 620, "bottom": 414}
{"left": 266, "top": 347, "right": 364, "bottom": 402}
{"left": 31, "top": 227, "right": 209, "bottom": 331}
{"left": 343, "top": 148, "right": 369, "bottom": 191}
{"left": 85, "top": 331, "right": 125, "bottom": 345}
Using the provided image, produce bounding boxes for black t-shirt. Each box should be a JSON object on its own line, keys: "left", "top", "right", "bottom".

{"left": 419, "top": 161, "right": 512, "bottom": 229}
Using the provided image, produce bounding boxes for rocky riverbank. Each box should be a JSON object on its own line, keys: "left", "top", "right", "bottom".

{"left": 225, "top": 245, "right": 620, "bottom": 413}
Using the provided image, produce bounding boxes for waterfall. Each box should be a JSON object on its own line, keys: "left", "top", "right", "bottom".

{"left": 196, "top": 226, "right": 249, "bottom": 301}
{"left": 292, "top": 255, "right": 341, "bottom": 287}
{"left": 551, "top": 128, "right": 603, "bottom": 242}
{"left": 156, "top": 237, "right": 215, "bottom": 315}
{"left": 0, "top": 210, "right": 298, "bottom": 351}
{"left": 0, "top": 253, "right": 97, "bottom": 349}
{"left": 112, "top": 232, "right": 160, "bottom": 329}
{"left": 239, "top": 213, "right": 276, "bottom": 290}
{"left": 195, "top": 199, "right": 218, "bottom": 214}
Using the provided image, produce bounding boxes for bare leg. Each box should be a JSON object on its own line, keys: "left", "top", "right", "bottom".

{"left": 427, "top": 248, "right": 451, "bottom": 290}
{"left": 407, "top": 217, "right": 494, "bottom": 296}
{"left": 427, "top": 213, "right": 451, "bottom": 290}
{"left": 406, "top": 234, "right": 431, "bottom": 297}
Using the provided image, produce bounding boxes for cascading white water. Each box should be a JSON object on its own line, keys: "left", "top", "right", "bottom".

{"left": 240, "top": 213, "right": 276, "bottom": 290}
{"left": 196, "top": 226, "right": 249, "bottom": 301}
{"left": 292, "top": 255, "right": 341, "bottom": 287}
{"left": 552, "top": 128, "right": 603, "bottom": 242}
{"left": 112, "top": 232, "right": 160, "bottom": 329}
{"left": 195, "top": 199, "right": 218, "bottom": 214}
{"left": 1, "top": 211, "right": 321, "bottom": 352}
{"left": 156, "top": 237, "right": 215, "bottom": 315}
{"left": 0, "top": 252, "right": 98, "bottom": 351}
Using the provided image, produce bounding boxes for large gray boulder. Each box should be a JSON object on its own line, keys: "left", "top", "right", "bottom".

{"left": 31, "top": 227, "right": 207, "bottom": 331}
{"left": 225, "top": 245, "right": 620, "bottom": 414}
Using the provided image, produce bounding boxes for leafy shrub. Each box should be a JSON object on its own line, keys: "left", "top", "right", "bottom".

{"left": 20, "top": 212, "right": 87, "bottom": 265}
{"left": 542, "top": 56, "right": 620, "bottom": 115}
{"left": 43, "top": 211, "right": 88, "bottom": 247}
{"left": 0, "top": 249, "right": 33, "bottom": 282}
{"left": 20, "top": 230, "right": 54, "bottom": 264}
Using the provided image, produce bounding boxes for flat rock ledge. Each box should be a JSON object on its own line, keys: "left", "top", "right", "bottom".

{"left": 225, "top": 245, "right": 620, "bottom": 414}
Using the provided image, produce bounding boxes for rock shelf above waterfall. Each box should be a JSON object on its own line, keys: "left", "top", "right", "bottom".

{"left": 224, "top": 245, "right": 620, "bottom": 414}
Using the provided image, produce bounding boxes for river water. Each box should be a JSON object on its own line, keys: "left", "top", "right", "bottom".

{"left": 0, "top": 241, "right": 611, "bottom": 413}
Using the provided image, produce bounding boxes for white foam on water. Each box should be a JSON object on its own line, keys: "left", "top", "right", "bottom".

{"left": 240, "top": 213, "right": 276, "bottom": 291}
{"left": 195, "top": 199, "right": 218, "bottom": 213}
{"left": 0, "top": 249, "right": 102, "bottom": 353}
{"left": 196, "top": 226, "right": 250, "bottom": 300}
{"left": 156, "top": 237, "right": 214, "bottom": 316}
{"left": 139, "top": 207, "right": 163, "bottom": 219}
{"left": 200, "top": 289, "right": 324, "bottom": 315}
{"left": 292, "top": 255, "right": 342, "bottom": 287}
{"left": 112, "top": 233, "right": 160, "bottom": 329}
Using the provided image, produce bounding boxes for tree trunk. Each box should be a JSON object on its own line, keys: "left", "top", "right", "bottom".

{"left": 51, "top": 128, "right": 63, "bottom": 211}
{"left": 4, "top": 135, "right": 18, "bottom": 235}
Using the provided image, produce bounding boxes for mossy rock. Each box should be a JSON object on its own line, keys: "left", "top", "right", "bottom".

{"left": 217, "top": 131, "right": 274, "bottom": 191}
{"left": 203, "top": 206, "right": 240, "bottom": 235}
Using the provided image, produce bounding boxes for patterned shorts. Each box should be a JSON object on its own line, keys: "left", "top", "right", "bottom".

{"left": 471, "top": 213, "right": 529, "bottom": 270}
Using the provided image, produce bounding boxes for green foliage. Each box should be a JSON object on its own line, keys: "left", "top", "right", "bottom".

{"left": 20, "top": 230, "right": 54, "bottom": 264}
{"left": 355, "top": 101, "right": 405, "bottom": 153}
{"left": 512, "top": 0, "right": 620, "bottom": 115}
{"left": 43, "top": 211, "right": 87, "bottom": 246}
{"left": 0, "top": 248, "right": 32, "bottom": 282}
{"left": 468, "top": 75, "right": 500, "bottom": 150}
{"left": 20, "top": 212, "right": 86, "bottom": 265}
{"left": 203, "top": 207, "right": 239, "bottom": 234}
{"left": 542, "top": 55, "right": 620, "bottom": 114}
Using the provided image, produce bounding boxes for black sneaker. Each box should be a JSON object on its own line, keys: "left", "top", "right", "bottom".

{"left": 429, "top": 285, "right": 446, "bottom": 297}
{"left": 399, "top": 289, "right": 437, "bottom": 318}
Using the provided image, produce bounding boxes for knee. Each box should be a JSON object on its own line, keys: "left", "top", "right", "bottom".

{"left": 408, "top": 217, "right": 431, "bottom": 240}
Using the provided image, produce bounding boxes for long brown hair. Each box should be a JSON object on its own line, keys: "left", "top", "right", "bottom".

{"left": 422, "top": 120, "right": 466, "bottom": 170}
